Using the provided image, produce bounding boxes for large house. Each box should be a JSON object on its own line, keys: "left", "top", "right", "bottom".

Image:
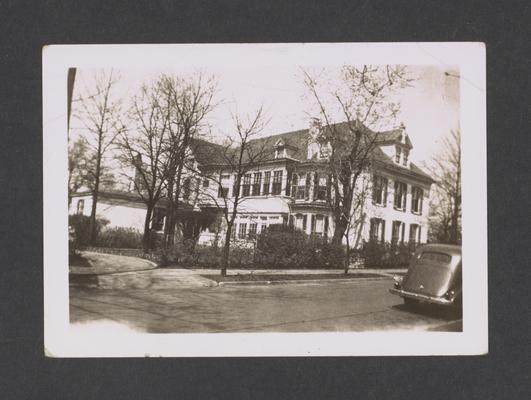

{"left": 69, "top": 120, "right": 434, "bottom": 247}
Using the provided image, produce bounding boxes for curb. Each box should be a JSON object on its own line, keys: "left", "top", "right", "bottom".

{"left": 217, "top": 276, "right": 391, "bottom": 287}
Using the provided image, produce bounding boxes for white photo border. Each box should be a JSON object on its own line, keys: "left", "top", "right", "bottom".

{"left": 43, "top": 42, "right": 487, "bottom": 357}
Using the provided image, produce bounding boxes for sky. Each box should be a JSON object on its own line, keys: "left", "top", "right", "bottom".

{"left": 72, "top": 64, "right": 459, "bottom": 166}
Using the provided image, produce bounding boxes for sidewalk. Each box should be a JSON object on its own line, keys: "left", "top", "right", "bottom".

{"left": 70, "top": 251, "right": 157, "bottom": 275}
{"left": 70, "top": 251, "right": 406, "bottom": 289}
{"left": 69, "top": 251, "right": 216, "bottom": 289}
{"left": 188, "top": 267, "right": 406, "bottom": 278}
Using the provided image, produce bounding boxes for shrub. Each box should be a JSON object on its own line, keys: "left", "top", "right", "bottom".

{"left": 255, "top": 225, "right": 345, "bottom": 269}
{"left": 97, "top": 227, "right": 143, "bottom": 249}
{"left": 357, "top": 240, "right": 417, "bottom": 268}
{"left": 68, "top": 214, "right": 109, "bottom": 247}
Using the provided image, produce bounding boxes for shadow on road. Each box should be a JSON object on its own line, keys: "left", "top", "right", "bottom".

{"left": 392, "top": 302, "right": 462, "bottom": 321}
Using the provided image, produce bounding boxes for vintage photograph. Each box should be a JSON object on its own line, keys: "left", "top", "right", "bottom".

{"left": 44, "top": 43, "right": 486, "bottom": 356}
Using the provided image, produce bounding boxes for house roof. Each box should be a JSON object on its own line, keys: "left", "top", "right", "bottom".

{"left": 189, "top": 138, "right": 229, "bottom": 165}
{"left": 190, "top": 121, "right": 432, "bottom": 182}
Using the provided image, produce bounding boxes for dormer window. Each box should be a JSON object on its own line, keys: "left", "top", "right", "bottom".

{"left": 395, "top": 146, "right": 402, "bottom": 164}
{"left": 275, "top": 139, "right": 286, "bottom": 159}
{"left": 319, "top": 142, "right": 331, "bottom": 159}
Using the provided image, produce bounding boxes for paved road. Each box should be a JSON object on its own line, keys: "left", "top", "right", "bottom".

{"left": 70, "top": 278, "right": 462, "bottom": 333}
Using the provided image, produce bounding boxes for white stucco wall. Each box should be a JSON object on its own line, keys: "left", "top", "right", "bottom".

{"left": 362, "top": 169, "right": 431, "bottom": 244}
{"left": 69, "top": 194, "right": 147, "bottom": 232}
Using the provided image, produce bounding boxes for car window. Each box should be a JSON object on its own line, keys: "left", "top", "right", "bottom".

{"left": 419, "top": 251, "right": 452, "bottom": 265}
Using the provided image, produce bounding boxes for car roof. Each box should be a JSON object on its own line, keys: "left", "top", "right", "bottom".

{"left": 421, "top": 243, "right": 462, "bottom": 256}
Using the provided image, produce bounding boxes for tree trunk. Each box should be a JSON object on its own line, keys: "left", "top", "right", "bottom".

{"left": 165, "top": 163, "right": 184, "bottom": 248}
{"left": 344, "top": 231, "right": 350, "bottom": 274}
{"left": 221, "top": 222, "right": 233, "bottom": 277}
{"left": 89, "top": 150, "right": 102, "bottom": 246}
{"left": 163, "top": 176, "right": 175, "bottom": 247}
{"left": 332, "top": 216, "right": 348, "bottom": 245}
{"left": 450, "top": 195, "right": 459, "bottom": 244}
{"left": 142, "top": 205, "right": 154, "bottom": 251}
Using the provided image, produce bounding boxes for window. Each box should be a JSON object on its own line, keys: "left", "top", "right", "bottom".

{"left": 151, "top": 208, "right": 165, "bottom": 231}
{"left": 409, "top": 224, "right": 419, "bottom": 244}
{"left": 202, "top": 179, "right": 209, "bottom": 188}
{"left": 314, "top": 173, "right": 328, "bottom": 201}
{"left": 291, "top": 174, "right": 299, "bottom": 198}
{"left": 294, "top": 214, "right": 306, "bottom": 231}
{"left": 249, "top": 223, "right": 257, "bottom": 238}
{"left": 420, "top": 252, "right": 452, "bottom": 264}
{"left": 263, "top": 171, "right": 271, "bottom": 195}
{"left": 311, "top": 214, "right": 325, "bottom": 236}
{"left": 252, "top": 172, "right": 262, "bottom": 196}
{"left": 395, "top": 146, "right": 402, "bottom": 164}
{"left": 76, "top": 199, "right": 85, "bottom": 214}
{"left": 295, "top": 174, "right": 306, "bottom": 200}
{"left": 372, "top": 175, "right": 388, "bottom": 206}
{"left": 411, "top": 186, "right": 423, "bottom": 214}
{"left": 369, "top": 218, "right": 385, "bottom": 242}
{"left": 260, "top": 223, "right": 267, "bottom": 233}
{"left": 242, "top": 174, "right": 251, "bottom": 197}
{"left": 392, "top": 221, "right": 405, "bottom": 243}
{"left": 272, "top": 170, "right": 283, "bottom": 195}
{"left": 217, "top": 186, "right": 229, "bottom": 198}
{"left": 394, "top": 181, "right": 407, "bottom": 210}
{"left": 218, "top": 175, "right": 230, "bottom": 198}
{"left": 403, "top": 149, "right": 409, "bottom": 166}
{"left": 238, "top": 223, "right": 247, "bottom": 239}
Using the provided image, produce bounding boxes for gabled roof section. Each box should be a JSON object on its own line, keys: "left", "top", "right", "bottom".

{"left": 371, "top": 146, "right": 433, "bottom": 183}
{"left": 189, "top": 138, "right": 230, "bottom": 165}
{"left": 192, "top": 121, "right": 432, "bottom": 183}
{"left": 246, "top": 128, "right": 309, "bottom": 161}
{"left": 376, "top": 128, "right": 413, "bottom": 149}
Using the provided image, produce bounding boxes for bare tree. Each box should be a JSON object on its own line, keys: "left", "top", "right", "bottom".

{"left": 302, "top": 65, "right": 413, "bottom": 261}
{"left": 74, "top": 69, "right": 123, "bottom": 245}
{"left": 68, "top": 136, "right": 92, "bottom": 205}
{"left": 196, "top": 107, "right": 269, "bottom": 276}
{"left": 156, "top": 73, "right": 217, "bottom": 248}
{"left": 117, "top": 82, "right": 172, "bottom": 250}
{"left": 428, "top": 129, "right": 461, "bottom": 244}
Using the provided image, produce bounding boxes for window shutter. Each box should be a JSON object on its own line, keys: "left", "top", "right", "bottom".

{"left": 311, "top": 214, "right": 316, "bottom": 233}
{"left": 419, "top": 189, "right": 423, "bottom": 214}
{"left": 327, "top": 175, "right": 332, "bottom": 203}
{"left": 286, "top": 171, "right": 291, "bottom": 196}
{"left": 324, "top": 216, "right": 329, "bottom": 237}
{"left": 418, "top": 226, "right": 422, "bottom": 243}
{"left": 313, "top": 173, "right": 319, "bottom": 200}
{"left": 401, "top": 222, "right": 405, "bottom": 243}
{"left": 302, "top": 215, "right": 307, "bottom": 232}
{"left": 381, "top": 219, "right": 386, "bottom": 242}
{"left": 305, "top": 173, "right": 311, "bottom": 200}
{"left": 384, "top": 178, "right": 388, "bottom": 205}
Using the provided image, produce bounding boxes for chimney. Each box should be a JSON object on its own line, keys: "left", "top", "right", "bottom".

{"left": 309, "top": 118, "right": 322, "bottom": 142}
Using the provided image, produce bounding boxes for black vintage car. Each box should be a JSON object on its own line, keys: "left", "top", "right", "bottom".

{"left": 389, "top": 244, "right": 462, "bottom": 308}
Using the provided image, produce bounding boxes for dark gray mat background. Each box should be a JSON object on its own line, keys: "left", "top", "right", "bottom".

{"left": 1, "top": 1, "right": 530, "bottom": 399}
